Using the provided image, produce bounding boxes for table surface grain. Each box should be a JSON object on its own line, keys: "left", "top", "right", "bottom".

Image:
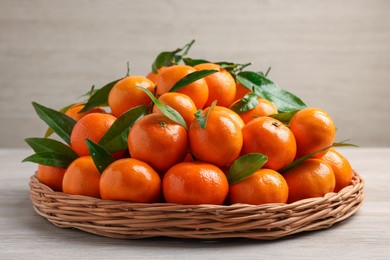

{"left": 0, "top": 148, "right": 389, "bottom": 260}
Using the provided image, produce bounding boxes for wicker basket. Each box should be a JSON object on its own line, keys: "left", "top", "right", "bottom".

{"left": 29, "top": 171, "right": 364, "bottom": 240}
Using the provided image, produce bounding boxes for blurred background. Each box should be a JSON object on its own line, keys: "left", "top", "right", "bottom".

{"left": 0, "top": 0, "right": 389, "bottom": 148}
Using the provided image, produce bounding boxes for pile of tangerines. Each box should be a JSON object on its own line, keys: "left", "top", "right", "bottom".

{"left": 25, "top": 41, "right": 354, "bottom": 206}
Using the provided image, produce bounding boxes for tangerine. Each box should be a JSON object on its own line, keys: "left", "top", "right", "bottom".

{"left": 36, "top": 164, "right": 66, "bottom": 192}
{"left": 234, "top": 82, "right": 252, "bottom": 101}
{"left": 100, "top": 158, "right": 161, "bottom": 202}
{"left": 65, "top": 104, "right": 106, "bottom": 121}
{"left": 241, "top": 117, "right": 296, "bottom": 171}
{"left": 233, "top": 97, "right": 278, "bottom": 124}
{"left": 162, "top": 162, "right": 228, "bottom": 205}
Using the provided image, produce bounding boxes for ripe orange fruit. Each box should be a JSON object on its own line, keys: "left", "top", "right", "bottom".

{"left": 70, "top": 113, "right": 117, "bottom": 157}
{"left": 162, "top": 162, "right": 228, "bottom": 205}
{"left": 65, "top": 104, "right": 106, "bottom": 121}
{"left": 234, "top": 82, "right": 252, "bottom": 101}
{"left": 152, "top": 92, "right": 197, "bottom": 128}
{"left": 189, "top": 107, "right": 243, "bottom": 167}
{"left": 108, "top": 76, "right": 155, "bottom": 117}
{"left": 62, "top": 156, "right": 101, "bottom": 198}
{"left": 289, "top": 107, "right": 336, "bottom": 158}
{"left": 146, "top": 71, "right": 158, "bottom": 84}
{"left": 193, "top": 63, "right": 236, "bottom": 107}
{"left": 228, "top": 169, "right": 289, "bottom": 205}
{"left": 156, "top": 65, "right": 209, "bottom": 109}
{"left": 232, "top": 97, "right": 278, "bottom": 124}
{"left": 37, "top": 164, "right": 66, "bottom": 192}
{"left": 241, "top": 117, "right": 296, "bottom": 171}
{"left": 283, "top": 158, "right": 335, "bottom": 203}
{"left": 100, "top": 158, "right": 161, "bottom": 202}
{"left": 128, "top": 113, "right": 188, "bottom": 172}
{"left": 321, "top": 148, "right": 353, "bottom": 192}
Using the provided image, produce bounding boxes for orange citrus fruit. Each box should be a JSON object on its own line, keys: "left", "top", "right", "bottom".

{"left": 156, "top": 65, "right": 209, "bottom": 109}
{"left": 152, "top": 92, "right": 197, "bottom": 128}
{"left": 234, "top": 82, "right": 252, "bottom": 101}
{"left": 65, "top": 104, "right": 106, "bottom": 121}
{"left": 162, "top": 162, "right": 228, "bottom": 205}
{"left": 37, "top": 164, "right": 66, "bottom": 192}
{"left": 128, "top": 113, "right": 188, "bottom": 172}
{"left": 70, "top": 113, "right": 117, "bottom": 157}
{"left": 289, "top": 107, "right": 336, "bottom": 158}
{"left": 193, "top": 63, "right": 236, "bottom": 107}
{"left": 189, "top": 107, "right": 243, "bottom": 167}
{"left": 232, "top": 97, "right": 278, "bottom": 124}
{"left": 283, "top": 158, "right": 336, "bottom": 203}
{"left": 62, "top": 156, "right": 101, "bottom": 198}
{"left": 241, "top": 117, "right": 296, "bottom": 171}
{"left": 108, "top": 76, "right": 155, "bottom": 117}
{"left": 321, "top": 148, "right": 353, "bottom": 192}
{"left": 100, "top": 158, "right": 161, "bottom": 202}
{"left": 228, "top": 169, "right": 289, "bottom": 205}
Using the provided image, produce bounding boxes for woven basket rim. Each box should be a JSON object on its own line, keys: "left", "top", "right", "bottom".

{"left": 29, "top": 171, "right": 364, "bottom": 240}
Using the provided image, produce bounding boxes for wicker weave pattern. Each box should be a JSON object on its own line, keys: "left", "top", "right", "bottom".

{"left": 29, "top": 171, "right": 364, "bottom": 240}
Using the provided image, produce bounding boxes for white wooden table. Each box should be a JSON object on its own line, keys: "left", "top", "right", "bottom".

{"left": 1, "top": 148, "right": 389, "bottom": 259}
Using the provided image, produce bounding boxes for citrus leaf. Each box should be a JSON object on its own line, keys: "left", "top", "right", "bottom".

{"left": 195, "top": 100, "right": 217, "bottom": 129}
{"left": 137, "top": 86, "right": 187, "bottom": 130}
{"left": 230, "top": 93, "right": 259, "bottom": 114}
{"left": 79, "top": 78, "right": 122, "bottom": 113}
{"left": 99, "top": 105, "right": 148, "bottom": 153}
{"left": 182, "top": 57, "right": 210, "bottom": 66}
{"left": 227, "top": 153, "right": 268, "bottom": 185}
{"left": 24, "top": 137, "right": 78, "bottom": 159}
{"left": 169, "top": 70, "right": 218, "bottom": 92}
{"left": 269, "top": 110, "right": 300, "bottom": 125}
{"left": 236, "top": 71, "right": 308, "bottom": 112}
{"left": 32, "top": 102, "right": 76, "bottom": 144}
{"left": 280, "top": 140, "right": 358, "bottom": 173}
{"left": 44, "top": 103, "right": 77, "bottom": 138}
{"left": 86, "top": 139, "right": 116, "bottom": 174}
{"left": 22, "top": 152, "right": 74, "bottom": 168}
{"left": 152, "top": 40, "right": 195, "bottom": 73}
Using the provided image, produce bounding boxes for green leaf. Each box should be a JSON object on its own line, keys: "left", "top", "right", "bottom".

{"left": 151, "top": 40, "right": 195, "bottom": 73}
{"left": 269, "top": 110, "right": 300, "bottom": 125}
{"left": 44, "top": 103, "right": 77, "bottom": 138}
{"left": 99, "top": 105, "right": 148, "bottom": 153}
{"left": 79, "top": 78, "right": 122, "bottom": 113}
{"left": 22, "top": 152, "right": 74, "bottom": 168}
{"left": 195, "top": 100, "right": 217, "bottom": 129}
{"left": 182, "top": 57, "right": 210, "bottom": 66}
{"left": 280, "top": 140, "right": 358, "bottom": 173}
{"left": 169, "top": 70, "right": 218, "bottom": 92}
{"left": 227, "top": 153, "right": 268, "bottom": 185}
{"left": 86, "top": 139, "right": 116, "bottom": 174}
{"left": 25, "top": 137, "right": 78, "bottom": 159}
{"left": 32, "top": 102, "right": 76, "bottom": 144}
{"left": 236, "top": 71, "right": 308, "bottom": 112}
{"left": 137, "top": 86, "right": 187, "bottom": 130}
{"left": 217, "top": 62, "right": 252, "bottom": 75}
{"left": 230, "top": 93, "right": 259, "bottom": 114}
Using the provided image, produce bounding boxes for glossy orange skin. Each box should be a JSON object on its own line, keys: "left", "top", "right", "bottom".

{"left": 289, "top": 107, "right": 336, "bottom": 158}
{"left": 146, "top": 71, "right": 158, "bottom": 84}
{"left": 37, "top": 164, "right": 66, "bottom": 192}
{"left": 70, "top": 113, "right": 117, "bottom": 157}
{"left": 62, "top": 156, "right": 101, "bottom": 198}
{"left": 156, "top": 65, "right": 209, "bottom": 109}
{"left": 162, "top": 162, "right": 228, "bottom": 205}
{"left": 234, "top": 82, "right": 252, "bottom": 101}
{"left": 65, "top": 104, "right": 106, "bottom": 121}
{"left": 152, "top": 92, "right": 197, "bottom": 128}
{"left": 206, "top": 106, "right": 245, "bottom": 129}
{"left": 100, "top": 158, "right": 161, "bottom": 202}
{"left": 283, "top": 158, "right": 335, "bottom": 203}
{"left": 108, "top": 76, "right": 155, "bottom": 117}
{"left": 193, "top": 63, "right": 236, "bottom": 108}
{"left": 321, "top": 148, "right": 353, "bottom": 192}
{"left": 189, "top": 108, "right": 243, "bottom": 167}
{"left": 229, "top": 169, "right": 289, "bottom": 205}
{"left": 128, "top": 113, "right": 188, "bottom": 173}
{"left": 241, "top": 117, "right": 296, "bottom": 171}
{"left": 234, "top": 98, "right": 278, "bottom": 124}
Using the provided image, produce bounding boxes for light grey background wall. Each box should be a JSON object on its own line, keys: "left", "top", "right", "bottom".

{"left": 1, "top": 0, "right": 389, "bottom": 147}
